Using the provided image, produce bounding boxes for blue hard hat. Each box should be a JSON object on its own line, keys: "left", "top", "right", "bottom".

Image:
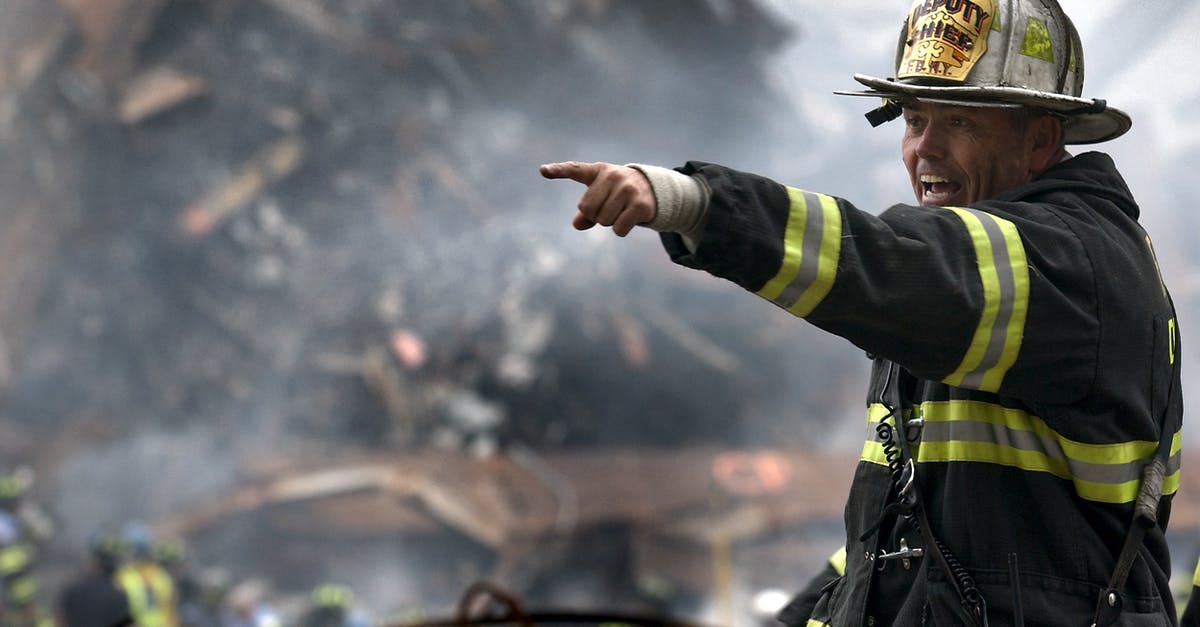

{"left": 122, "top": 521, "right": 154, "bottom": 558}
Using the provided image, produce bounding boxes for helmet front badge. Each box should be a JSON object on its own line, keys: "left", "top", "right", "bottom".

{"left": 899, "top": 0, "right": 998, "bottom": 82}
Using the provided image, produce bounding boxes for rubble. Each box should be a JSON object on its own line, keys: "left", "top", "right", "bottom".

{"left": 1, "top": 0, "right": 1195, "bottom": 623}
{"left": 118, "top": 65, "right": 208, "bottom": 125}
{"left": 148, "top": 442, "right": 852, "bottom": 614}
{"left": 178, "top": 134, "right": 305, "bottom": 237}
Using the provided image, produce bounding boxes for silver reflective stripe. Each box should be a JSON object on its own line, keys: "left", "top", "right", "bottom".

{"left": 958, "top": 207, "right": 1018, "bottom": 390}
{"left": 775, "top": 190, "right": 826, "bottom": 309}
{"left": 919, "top": 421, "right": 1151, "bottom": 485}
{"left": 861, "top": 401, "right": 1182, "bottom": 504}
{"left": 755, "top": 188, "right": 840, "bottom": 317}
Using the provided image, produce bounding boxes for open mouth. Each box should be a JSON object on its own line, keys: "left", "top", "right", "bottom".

{"left": 920, "top": 174, "right": 963, "bottom": 204}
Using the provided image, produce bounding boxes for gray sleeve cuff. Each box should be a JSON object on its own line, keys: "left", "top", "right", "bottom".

{"left": 627, "top": 164, "right": 710, "bottom": 242}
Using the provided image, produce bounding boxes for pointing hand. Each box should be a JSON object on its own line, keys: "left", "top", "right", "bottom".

{"left": 540, "top": 161, "right": 657, "bottom": 237}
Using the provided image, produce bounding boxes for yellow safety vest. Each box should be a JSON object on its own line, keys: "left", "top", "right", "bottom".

{"left": 115, "top": 561, "right": 179, "bottom": 627}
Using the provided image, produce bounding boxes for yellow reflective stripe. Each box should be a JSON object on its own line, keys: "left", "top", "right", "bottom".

{"left": 117, "top": 566, "right": 173, "bottom": 627}
{"left": 1169, "top": 318, "right": 1177, "bottom": 365}
{"left": 829, "top": 545, "right": 847, "bottom": 576}
{"left": 917, "top": 439, "right": 1067, "bottom": 475}
{"left": 915, "top": 440, "right": 1179, "bottom": 503}
{"left": 755, "top": 186, "right": 806, "bottom": 301}
{"left": 806, "top": 621, "right": 832, "bottom": 627}
{"left": 860, "top": 400, "right": 1181, "bottom": 504}
{"left": 921, "top": 401, "right": 1176, "bottom": 466}
{"left": 861, "top": 402, "right": 900, "bottom": 465}
{"left": 6, "top": 574, "right": 37, "bottom": 602}
{"left": 787, "top": 193, "right": 842, "bottom": 316}
{"left": 1192, "top": 556, "right": 1200, "bottom": 588}
{"left": 0, "top": 543, "right": 31, "bottom": 574}
{"left": 941, "top": 208, "right": 1029, "bottom": 393}
{"left": 755, "top": 188, "right": 841, "bottom": 317}
{"left": 1074, "top": 471, "right": 1180, "bottom": 504}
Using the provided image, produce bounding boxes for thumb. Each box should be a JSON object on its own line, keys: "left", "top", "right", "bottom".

{"left": 539, "top": 161, "right": 601, "bottom": 184}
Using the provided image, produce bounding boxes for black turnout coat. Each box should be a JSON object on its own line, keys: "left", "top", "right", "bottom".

{"left": 661, "top": 153, "right": 1183, "bottom": 626}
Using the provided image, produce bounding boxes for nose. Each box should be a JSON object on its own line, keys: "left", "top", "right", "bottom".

{"left": 912, "top": 124, "right": 947, "bottom": 160}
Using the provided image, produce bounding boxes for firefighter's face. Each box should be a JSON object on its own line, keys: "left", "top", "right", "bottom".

{"left": 901, "top": 103, "right": 1060, "bottom": 207}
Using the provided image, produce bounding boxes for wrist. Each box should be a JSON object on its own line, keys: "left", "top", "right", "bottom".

{"left": 626, "top": 164, "right": 709, "bottom": 238}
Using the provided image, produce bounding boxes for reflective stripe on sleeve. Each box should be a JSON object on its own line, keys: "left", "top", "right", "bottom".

{"left": 860, "top": 401, "right": 1181, "bottom": 505}
{"left": 756, "top": 188, "right": 842, "bottom": 317}
{"left": 1192, "top": 555, "right": 1200, "bottom": 588}
{"left": 941, "top": 208, "right": 1029, "bottom": 393}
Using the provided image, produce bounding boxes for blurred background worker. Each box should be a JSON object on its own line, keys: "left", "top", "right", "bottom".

{"left": 155, "top": 538, "right": 220, "bottom": 627}
{"left": 116, "top": 522, "right": 180, "bottom": 627}
{"left": 0, "top": 467, "right": 53, "bottom": 627}
{"left": 57, "top": 529, "right": 132, "bottom": 627}
{"left": 298, "top": 584, "right": 368, "bottom": 627}
{"left": 220, "top": 579, "right": 279, "bottom": 627}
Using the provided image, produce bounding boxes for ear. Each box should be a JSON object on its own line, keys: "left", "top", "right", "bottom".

{"left": 1027, "top": 114, "right": 1065, "bottom": 176}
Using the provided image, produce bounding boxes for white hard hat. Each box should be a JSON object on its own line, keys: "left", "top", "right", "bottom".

{"left": 837, "top": 0, "right": 1131, "bottom": 144}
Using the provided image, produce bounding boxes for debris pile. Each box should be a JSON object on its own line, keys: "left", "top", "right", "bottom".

{"left": 2, "top": 0, "right": 869, "bottom": 455}
{"left": 0, "top": 0, "right": 1034, "bottom": 622}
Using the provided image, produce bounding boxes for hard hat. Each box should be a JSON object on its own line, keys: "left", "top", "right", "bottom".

{"left": 836, "top": 0, "right": 1131, "bottom": 144}
{"left": 89, "top": 529, "right": 128, "bottom": 568}
{"left": 0, "top": 513, "right": 19, "bottom": 544}
{"left": 0, "top": 475, "right": 22, "bottom": 500}
{"left": 122, "top": 521, "right": 154, "bottom": 558}
{"left": 154, "top": 537, "right": 187, "bottom": 565}
{"left": 311, "top": 583, "right": 353, "bottom": 608}
{"left": 0, "top": 466, "right": 33, "bottom": 501}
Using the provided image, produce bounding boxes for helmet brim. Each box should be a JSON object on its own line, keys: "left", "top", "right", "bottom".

{"left": 838, "top": 73, "right": 1132, "bottom": 145}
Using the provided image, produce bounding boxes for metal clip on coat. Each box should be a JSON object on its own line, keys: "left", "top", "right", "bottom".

{"left": 878, "top": 538, "right": 924, "bottom": 571}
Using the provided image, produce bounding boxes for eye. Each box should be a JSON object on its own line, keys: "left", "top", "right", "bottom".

{"left": 948, "top": 116, "right": 972, "bottom": 128}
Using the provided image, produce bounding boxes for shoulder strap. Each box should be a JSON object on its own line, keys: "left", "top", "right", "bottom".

{"left": 1093, "top": 305, "right": 1181, "bottom": 625}
{"left": 1092, "top": 393, "right": 1177, "bottom": 625}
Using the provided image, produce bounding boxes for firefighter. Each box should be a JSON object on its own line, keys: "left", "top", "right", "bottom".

{"left": 219, "top": 578, "right": 278, "bottom": 627}
{"left": 775, "top": 546, "right": 845, "bottom": 627}
{"left": 154, "top": 538, "right": 211, "bottom": 627}
{"left": 297, "top": 584, "right": 368, "bottom": 627}
{"left": 115, "top": 523, "right": 180, "bottom": 627}
{"left": 57, "top": 529, "right": 132, "bottom": 627}
{"left": 541, "top": 0, "right": 1182, "bottom": 624}
{"left": 0, "top": 467, "right": 52, "bottom": 627}
{"left": 1181, "top": 554, "right": 1200, "bottom": 626}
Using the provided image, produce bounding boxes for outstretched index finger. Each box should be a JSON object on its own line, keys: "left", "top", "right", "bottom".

{"left": 539, "top": 161, "right": 602, "bottom": 185}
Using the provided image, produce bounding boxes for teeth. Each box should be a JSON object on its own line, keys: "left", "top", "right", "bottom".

{"left": 921, "top": 175, "right": 953, "bottom": 183}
